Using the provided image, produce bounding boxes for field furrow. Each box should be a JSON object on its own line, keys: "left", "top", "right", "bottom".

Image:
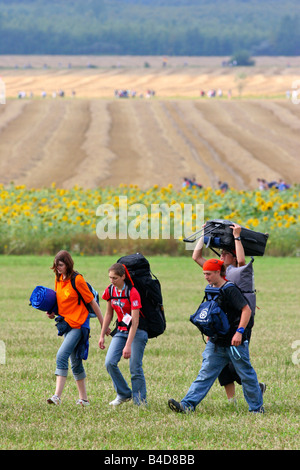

{"left": 103, "top": 100, "right": 145, "bottom": 187}
{"left": 63, "top": 100, "right": 116, "bottom": 188}
{"left": 128, "top": 100, "right": 191, "bottom": 187}
{"left": 164, "top": 101, "right": 246, "bottom": 188}
{"left": 1, "top": 100, "right": 92, "bottom": 188}
{"left": 0, "top": 100, "right": 68, "bottom": 183}
{"left": 194, "top": 100, "right": 300, "bottom": 186}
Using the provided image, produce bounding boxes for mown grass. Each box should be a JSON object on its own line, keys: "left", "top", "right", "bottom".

{"left": 0, "top": 255, "right": 299, "bottom": 450}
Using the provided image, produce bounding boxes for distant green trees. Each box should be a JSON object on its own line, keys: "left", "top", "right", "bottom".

{"left": 0, "top": 1, "right": 299, "bottom": 56}
{"left": 271, "top": 15, "right": 300, "bottom": 55}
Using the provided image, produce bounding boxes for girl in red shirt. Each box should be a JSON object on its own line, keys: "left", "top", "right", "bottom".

{"left": 99, "top": 263, "right": 148, "bottom": 406}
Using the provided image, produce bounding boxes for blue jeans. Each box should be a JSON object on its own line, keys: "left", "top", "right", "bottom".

{"left": 55, "top": 328, "right": 86, "bottom": 381}
{"left": 181, "top": 341, "right": 263, "bottom": 412}
{"left": 105, "top": 328, "right": 148, "bottom": 405}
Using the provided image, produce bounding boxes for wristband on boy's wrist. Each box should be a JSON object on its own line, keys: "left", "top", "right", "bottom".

{"left": 236, "top": 327, "right": 245, "bottom": 334}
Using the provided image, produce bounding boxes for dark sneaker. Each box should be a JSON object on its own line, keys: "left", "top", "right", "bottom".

{"left": 259, "top": 383, "right": 267, "bottom": 395}
{"left": 168, "top": 398, "right": 186, "bottom": 413}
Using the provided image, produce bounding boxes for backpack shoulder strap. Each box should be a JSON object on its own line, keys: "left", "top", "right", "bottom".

{"left": 221, "top": 281, "right": 235, "bottom": 291}
{"left": 108, "top": 284, "right": 131, "bottom": 300}
{"left": 204, "top": 284, "right": 220, "bottom": 300}
{"left": 204, "top": 281, "right": 235, "bottom": 301}
{"left": 217, "top": 281, "right": 236, "bottom": 313}
{"left": 218, "top": 281, "right": 235, "bottom": 301}
{"left": 222, "top": 281, "right": 245, "bottom": 298}
{"left": 71, "top": 272, "right": 81, "bottom": 305}
{"left": 108, "top": 284, "right": 114, "bottom": 299}
{"left": 124, "top": 284, "right": 131, "bottom": 299}
{"left": 71, "top": 272, "right": 89, "bottom": 308}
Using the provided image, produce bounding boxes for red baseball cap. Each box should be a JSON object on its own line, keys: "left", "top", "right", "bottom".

{"left": 203, "top": 259, "right": 224, "bottom": 271}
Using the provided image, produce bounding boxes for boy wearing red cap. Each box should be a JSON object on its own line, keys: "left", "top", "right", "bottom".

{"left": 192, "top": 223, "right": 266, "bottom": 404}
{"left": 168, "top": 258, "right": 264, "bottom": 414}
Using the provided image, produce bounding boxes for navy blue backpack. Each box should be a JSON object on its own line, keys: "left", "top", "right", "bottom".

{"left": 190, "top": 282, "right": 234, "bottom": 341}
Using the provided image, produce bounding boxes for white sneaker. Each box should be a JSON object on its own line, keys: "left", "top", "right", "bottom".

{"left": 109, "top": 396, "right": 132, "bottom": 406}
{"left": 228, "top": 397, "right": 237, "bottom": 406}
{"left": 76, "top": 399, "right": 90, "bottom": 407}
{"left": 47, "top": 395, "right": 61, "bottom": 405}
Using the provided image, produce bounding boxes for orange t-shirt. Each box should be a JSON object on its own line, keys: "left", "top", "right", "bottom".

{"left": 55, "top": 274, "right": 94, "bottom": 329}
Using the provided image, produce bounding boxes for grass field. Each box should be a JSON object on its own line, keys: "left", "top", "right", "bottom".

{"left": 0, "top": 255, "right": 299, "bottom": 450}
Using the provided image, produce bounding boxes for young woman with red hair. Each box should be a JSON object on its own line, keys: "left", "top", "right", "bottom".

{"left": 46, "top": 250, "right": 109, "bottom": 406}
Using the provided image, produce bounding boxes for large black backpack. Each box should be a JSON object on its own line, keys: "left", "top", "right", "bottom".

{"left": 117, "top": 253, "right": 166, "bottom": 339}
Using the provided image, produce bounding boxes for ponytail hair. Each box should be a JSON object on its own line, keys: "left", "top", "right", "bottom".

{"left": 108, "top": 263, "right": 134, "bottom": 287}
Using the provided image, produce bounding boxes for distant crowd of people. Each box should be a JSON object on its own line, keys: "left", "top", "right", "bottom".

{"left": 17, "top": 90, "right": 76, "bottom": 99}
{"left": 182, "top": 177, "right": 203, "bottom": 189}
{"left": 114, "top": 89, "right": 156, "bottom": 99}
{"left": 182, "top": 177, "right": 292, "bottom": 192}
{"left": 257, "top": 178, "right": 290, "bottom": 191}
{"left": 182, "top": 178, "right": 229, "bottom": 192}
{"left": 200, "top": 88, "right": 232, "bottom": 99}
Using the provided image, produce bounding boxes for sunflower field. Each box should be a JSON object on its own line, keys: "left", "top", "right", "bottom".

{"left": 0, "top": 182, "right": 299, "bottom": 256}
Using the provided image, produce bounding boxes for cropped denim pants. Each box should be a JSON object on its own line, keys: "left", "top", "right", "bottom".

{"left": 55, "top": 328, "right": 86, "bottom": 381}
{"left": 181, "top": 340, "right": 263, "bottom": 412}
{"left": 105, "top": 328, "right": 148, "bottom": 405}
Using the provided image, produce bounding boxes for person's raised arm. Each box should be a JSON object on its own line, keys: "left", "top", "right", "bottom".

{"left": 192, "top": 235, "right": 207, "bottom": 267}
{"left": 231, "top": 223, "right": 246, "bottom": 267}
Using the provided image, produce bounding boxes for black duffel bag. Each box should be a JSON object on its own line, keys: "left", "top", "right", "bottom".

{"left": 203, "top": 219, "right": 269, "bottom": 256}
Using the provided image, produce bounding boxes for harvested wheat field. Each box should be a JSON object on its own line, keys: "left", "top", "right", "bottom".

{"left": 0, "top": 56, "right": 299, "bottom": 190}
{"left": 2, "top": 57, "right": 300, "bottom": 99}
{"left": 0, "top": 98, "right": 299, "bottom": 190}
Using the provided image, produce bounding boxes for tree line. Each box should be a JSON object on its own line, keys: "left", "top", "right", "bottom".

{"left": 0, "top": 0, "right": 299, "bottom": 56}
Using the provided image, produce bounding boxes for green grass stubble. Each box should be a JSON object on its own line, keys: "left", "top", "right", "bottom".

{"left": 0, "top": 255, "right": 299, "bottom": 450}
